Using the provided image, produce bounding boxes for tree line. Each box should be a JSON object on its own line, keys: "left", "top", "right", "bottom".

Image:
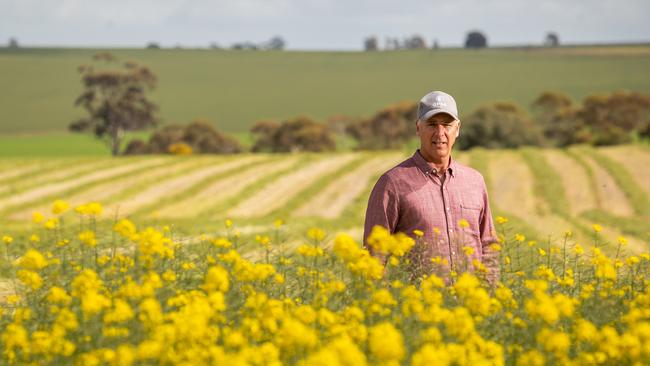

{"left": 363, "top": 31, "right": 561, "bottom": 51}
{"left": 69, "top": 53, "right": 649, "bottom": 156}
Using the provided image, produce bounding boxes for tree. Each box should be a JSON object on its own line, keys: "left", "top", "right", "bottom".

{"left": 364, "top": 36, "right": 379, "bottom": 51}
{"left": 464, "top": 31, "right": 488, "bottom": 49}
{"left": 265, "top": 36, "right": 286, "bottom": 50}
{"left": 70, "top": 53, "right": 160, "bottom": 156}
{"left": 404, "top": 35, "right": 426, "bottom": 49}
{"left": 544, "top": 32, "right": 560, "bottom": 47}
{"left": 8, "top": 37, "right": 19, "bottom": 48}
{"left": 146, "top": 42, "right": 161, "bottom": 49}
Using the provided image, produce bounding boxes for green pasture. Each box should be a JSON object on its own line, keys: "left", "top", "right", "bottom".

{"left": 1, "top": 46, "right": 650, "bottom": 138}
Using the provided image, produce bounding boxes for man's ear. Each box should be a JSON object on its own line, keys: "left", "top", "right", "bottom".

{"left": 416, "top": 120, "right": 421, "bottom": 136}
{"left": 456, "top": 121, "right": 461, "bottom": 137}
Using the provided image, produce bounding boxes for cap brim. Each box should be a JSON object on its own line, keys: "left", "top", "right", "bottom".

{"left": 418, "top": 109, "right": 458, "bottom": 123}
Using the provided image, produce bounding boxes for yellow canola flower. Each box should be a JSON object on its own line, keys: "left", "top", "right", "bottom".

{"left": 537, "top": 327, "right": 570, "bottom": 358}
{"left": 78, "top": 230, "right": 98, "bottom": 248}
{"left": 592, "top": 223, "right": 603, "bottom": 233}
{"left": 114, "top": 219, "right": 137, "bottom": 239}
{"left": 333, "top": 234, "right": 364, "bottom": 263}
{"left": 454, "top": 273, "right": 494, "bottom": 317}
{"left": 202, "top": 265, "right": 230, "bottom": 293}
{"left": 51, "top": 199, "right": 70, "bottom": 215}
{"left": 44, "top": 218, "right": 59, "bottom": 230}
{"left": 138, "top": 297, "right": 164, "bottom": 329}
{"left": 47, "top": 286, "right": 72, "bottom": 305}
{"left": 371, "top": 288, "right": 397, "bottom": 307}
{"left": 368, "top": 322, "right": 405, "bottom": 363}
{"left": 211, "top": 237, "right": 232, "bottom": 249}
{"left": 366, "top": 225, "right": 415, "bottom": 257}
{"left": 103, "top": 298, "right": 135, "bottom": 324}
{"left": 442, "top": 307, "right": 477, "bottom": 341}
{"left": 515, "top": 350, "right": 545, "bottom": 366}
{"left": 297, "top": 244, "right": 324, "bottom": 257}
{"left": 75, "top": 202, "right": 103, "bottom": 215}
{"left": 162, "top": 270, "right": 177, "bottom": 282}
{"left": 462, "top": 246, "right": 474, "bottom": 256}
{"left": 574, "top": 243, "right": 584, "bottom": 255}
{"left": 15, "top": 249, "right": 48, "bottom": 270}
{"left": 71, "top": 269, "right": 103, "bottom": 297}
{"left": 592, "top": 249, "right": 617, "bottom": 281}
{"left": 81, "top": 291, "right": 110, "bottom": 318}
{"left": 524, "top": 280, "right": 575, "bottom": 325}
{"left": 298, "top": 335, "right": 367, "bottom": 366}
{"left": 275, "top": 317, "right": 319, "bottom": 353}
{"left": 2, "top": 235, "right": 13, "bottom": 244}
{"left": 17, "top": 269, "right": 43, "bottom": 290}
{"left": 307, "top": 227, "right": 326, "bottom": 241}
{"left": 574, "top": 319, "right": 599, "bottom": 344}
{"left": 256, "top": 234, "right": 271, "bottom": 249}
{"left": 32, "top": 211, "right": 45, "bottom": 223}
{"left": 1, "top": 323, "right": 29, "bottom": 360}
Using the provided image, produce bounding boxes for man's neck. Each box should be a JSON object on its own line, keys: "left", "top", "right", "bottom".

{"left": 429, "top": 160, "right": 449, "bottom": 176}
{"left": 418, "top": 151, "right": 451, "bottom": 175}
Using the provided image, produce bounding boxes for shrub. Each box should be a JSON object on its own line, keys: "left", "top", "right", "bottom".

{"left": 577, "top": 91, "right": 650, "bottom": 145}
{"left": 124, "top": 119, "right": 243, "bottom": 155}
{"left": 147, "top": 124, "right": 186, "bottom": 153}
{"left": 346, "top": 102, "right": 417, "bottom": 150}
{"left": 122, "top": 138, "right": 150, "bottom": 155}
{"left": 251, "top": 117, "right": 335, "bottom": 153}
{"left": 457, "top": 101, "right": 545, "bottom": 150}
{"left": 182, "top": 119, "right": 243, "bottom": 154}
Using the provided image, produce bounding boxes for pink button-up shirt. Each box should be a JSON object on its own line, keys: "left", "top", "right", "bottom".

{"left": 363, "top": 150, "right": 499, "bottom": 282}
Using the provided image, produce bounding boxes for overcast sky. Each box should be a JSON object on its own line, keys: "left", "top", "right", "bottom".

{"left": 2, "top": 0, "right": 649, "bottom": 50}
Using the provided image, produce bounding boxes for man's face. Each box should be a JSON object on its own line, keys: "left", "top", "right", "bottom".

{"left": 416, "top": 113, "right": 460, "bottom": 163}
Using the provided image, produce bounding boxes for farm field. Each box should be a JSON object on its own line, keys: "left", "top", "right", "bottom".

{"left": 1, "top": 145, "right": 649, "bottom": 365}
{"left": 1, "top": 46, "right": 650, "bottom": 138}
{"left": 1, "top": 145, "right": 647, "bottom": 253}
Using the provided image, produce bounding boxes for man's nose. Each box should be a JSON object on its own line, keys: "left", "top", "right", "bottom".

{"left": 433, "top": 124, "right": 447, "bottom": 135}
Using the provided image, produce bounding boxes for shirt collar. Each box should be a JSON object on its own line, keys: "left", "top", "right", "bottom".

{"left": 413, "top": 150, "right": 456, "bottom": 177}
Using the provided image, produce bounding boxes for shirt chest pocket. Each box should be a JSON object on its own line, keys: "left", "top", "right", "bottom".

{"left": 460, "top": 202, "right": 482, "bottom": 235}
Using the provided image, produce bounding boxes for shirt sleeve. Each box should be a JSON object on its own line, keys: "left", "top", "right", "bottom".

{"left": 478, "top": 177, "right": 500, "bottom": 285}
{"left": 363, "top": 174, "right": 399, "bottom": 260}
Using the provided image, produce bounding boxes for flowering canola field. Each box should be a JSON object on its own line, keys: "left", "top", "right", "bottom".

{"left": 0, "top": 200, "right": 649, "bottom": 365}
{"left": 0, "top": 145, "right": 649, "bottom": 365}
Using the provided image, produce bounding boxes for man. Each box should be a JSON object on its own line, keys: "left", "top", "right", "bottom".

{"left": 363, "top": 90, "right": 499, "bottom": 283}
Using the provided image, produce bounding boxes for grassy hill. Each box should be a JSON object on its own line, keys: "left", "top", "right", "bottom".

{"left": 2, "top": 46, "right": 650, "bottom": 136}
{"left": 1, "top": 145, "right": 647, "bottom": 254}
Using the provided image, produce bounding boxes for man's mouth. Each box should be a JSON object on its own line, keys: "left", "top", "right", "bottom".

{"left": 432, "top": 141, "right": 447, "bottom": 146}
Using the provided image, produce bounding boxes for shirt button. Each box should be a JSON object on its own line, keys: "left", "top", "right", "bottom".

{"left": 446, "top": 207, "right": 450, "bottom": 211}
{"left": 450, "top": 229, "right": 454, "bottom": 233}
